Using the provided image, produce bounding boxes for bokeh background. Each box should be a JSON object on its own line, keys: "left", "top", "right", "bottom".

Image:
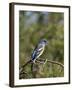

{"left": 19, "top": 11, "right": 64, "bottom": 79}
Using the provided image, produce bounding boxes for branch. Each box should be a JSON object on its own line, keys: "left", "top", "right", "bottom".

{"left": 19, "top": 58, "right": 64, "bottom": 79}
{"left": 19, "top": 60, "right": 32, "bottom": 75}
{"left": 47, "top": 60, "right": 64, "bottom": 68}
{"left": 37, "top": 58, "right": 64, "bottom": 68}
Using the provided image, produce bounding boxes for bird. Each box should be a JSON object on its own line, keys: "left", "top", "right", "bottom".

{"left": 31, "top": 39, "right": 48, "bottom": 63}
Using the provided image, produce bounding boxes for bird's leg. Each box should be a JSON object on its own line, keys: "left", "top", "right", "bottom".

{"left": 33, "top": 60, "right": 35, "bottom": 63}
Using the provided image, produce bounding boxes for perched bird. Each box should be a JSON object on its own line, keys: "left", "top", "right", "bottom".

{"left": 31, "top": 39, "right": 48, "bottom": 63}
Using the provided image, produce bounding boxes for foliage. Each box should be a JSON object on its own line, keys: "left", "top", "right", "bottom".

{"left": 19, "top": 11, "right": 64, "bottom": 79}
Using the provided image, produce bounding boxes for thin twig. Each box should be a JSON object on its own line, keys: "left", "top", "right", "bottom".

{"left": 38, "top": 58, "right": 64, "bottom": 68}
{"left": 47, "top": 60, "right": 64, "bottom": 68}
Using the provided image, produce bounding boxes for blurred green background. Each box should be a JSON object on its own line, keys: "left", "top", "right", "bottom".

{"left": 19, "top": 11, "right": 64, "bottom": 79}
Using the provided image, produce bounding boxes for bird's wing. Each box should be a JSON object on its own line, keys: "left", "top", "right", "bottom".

{"left": 31, "top": 44, "right": 44, "bottom": 60}
{"left": 31, "top": 50, "right": 36, "bottom": 60}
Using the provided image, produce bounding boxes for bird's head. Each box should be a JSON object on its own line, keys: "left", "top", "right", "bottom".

{"left": 39, "top": 39, "right": 48, "bottom": 45}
